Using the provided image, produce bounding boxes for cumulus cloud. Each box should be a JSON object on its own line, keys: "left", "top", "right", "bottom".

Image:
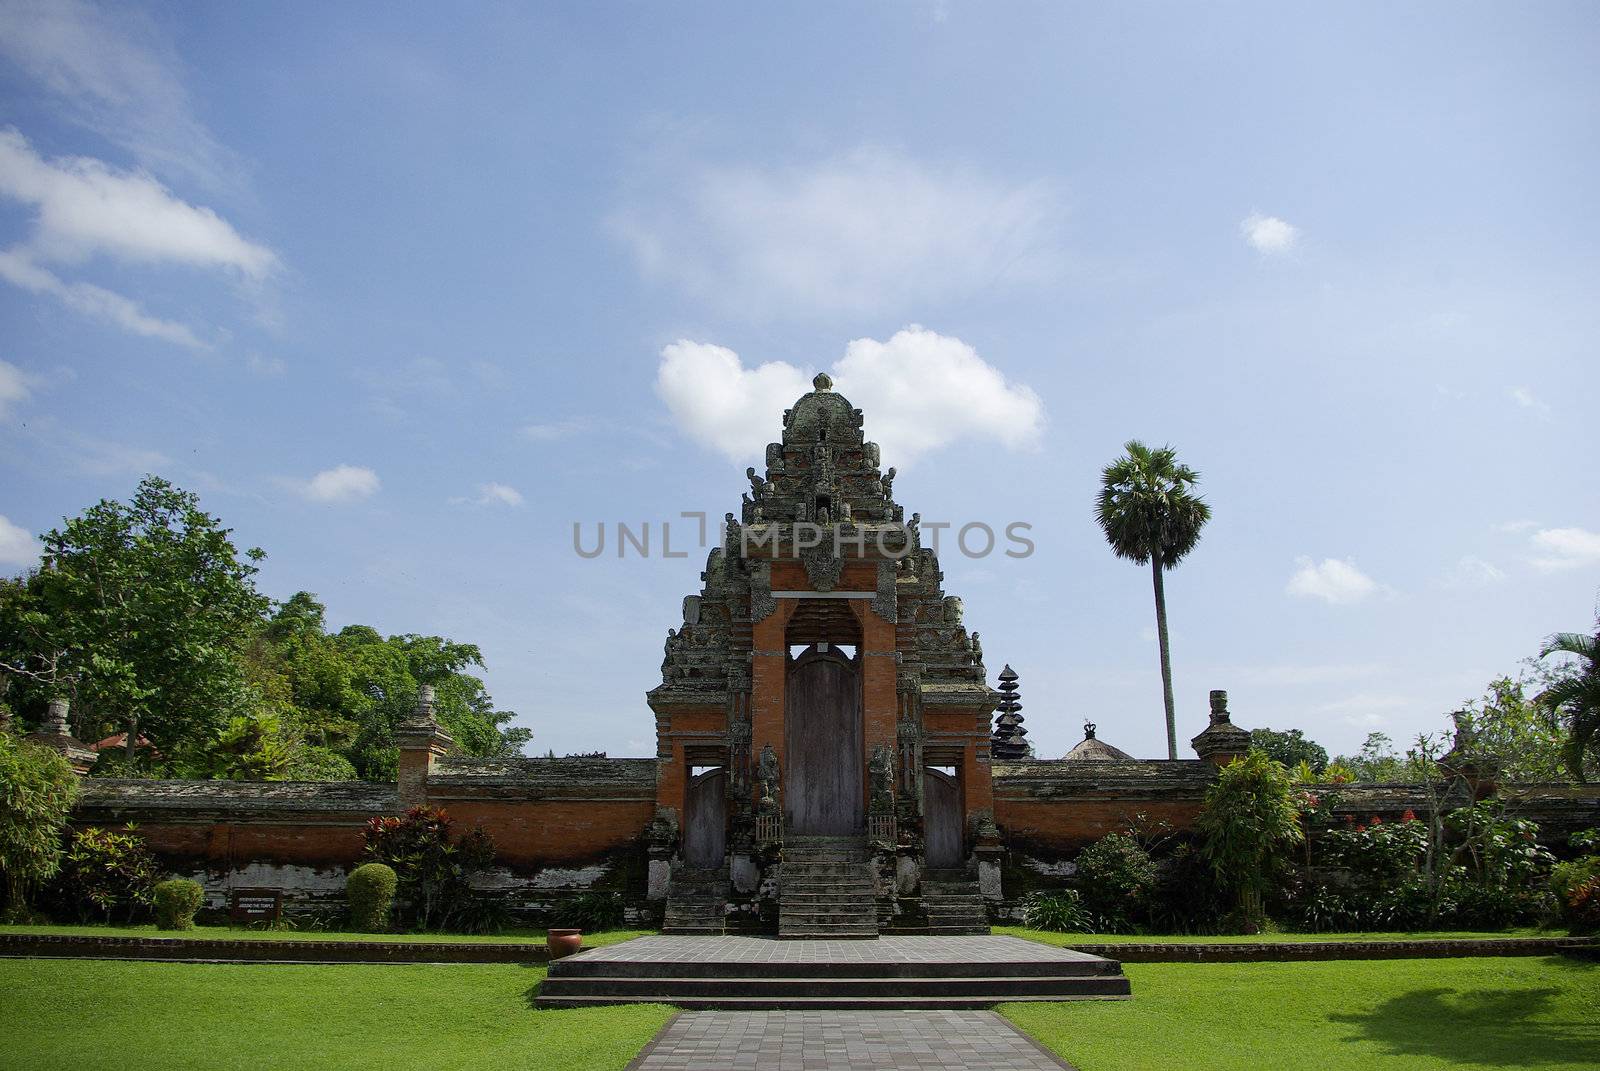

{"left": 612, "top": 147, "right": 1058, "bottom": 318}
{"left": 0, "top": 0, "right": 237, "bottom": 189}
{"left": 0, "top": 514, "right": 39, "bottom": 566}
{"left": 1528, "top": 527, "right": 1600, "bottom": 572}
{"left": 1240, "top": 213, "right": 1300, "bottom": 254}
{"left": 656, "top": 326, "right": 1044, "bottom": 465}
{"left": 0, "top": 358, "right": 35, "bottom": 417}
{"left": 299, "top": 465, "right": 380, "bottom": 503}
{"left": 474, "top": 482, "right": 524, "bottom": 507}
{"left": 1286, "top": 557, "right": 1381, "bottom": 605}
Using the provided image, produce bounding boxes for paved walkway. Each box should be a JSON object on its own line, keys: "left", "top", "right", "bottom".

{"left": 629, "top": 1010, "right": 1076, "bottom": 1070}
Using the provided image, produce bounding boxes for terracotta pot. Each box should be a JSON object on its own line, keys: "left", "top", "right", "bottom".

{"left": 547, "top": 928, "right": 583, "bottom": 959}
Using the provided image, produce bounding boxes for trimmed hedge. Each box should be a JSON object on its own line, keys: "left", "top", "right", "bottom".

{"left": 347, "top": 863, "right": 398, "bottom": 932}
{"left": 153, "top": 879, "right": 205, "bottom": 931}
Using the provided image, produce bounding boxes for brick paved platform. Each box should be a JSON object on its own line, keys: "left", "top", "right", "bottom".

{"left": 538, "top": 935, "right": 1129, "bottom": 1008}
{"left": 627, "top": 1010, "right": 1075, "bottom": 1070}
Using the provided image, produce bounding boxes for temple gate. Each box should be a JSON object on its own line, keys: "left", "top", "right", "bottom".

{"left": 648, "top": 373, "right": 1000, "bottom": 936}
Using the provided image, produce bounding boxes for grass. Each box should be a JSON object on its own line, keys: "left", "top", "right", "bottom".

{"left": 1003, "top": 956, "right": 1600, "bottom": 1071}
{"left": 0, "top": 922, "right": 652, "bottom": 947}
{"left": 0, "top": 959, "right": 672, "bottom": 1071}
{"left": 998, "top": 924, "right": 1574, "bottom": 945}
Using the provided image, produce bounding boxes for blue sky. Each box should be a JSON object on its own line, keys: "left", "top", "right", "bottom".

{"left": 1, "top": 2, "right": 1596, "bottom": 761}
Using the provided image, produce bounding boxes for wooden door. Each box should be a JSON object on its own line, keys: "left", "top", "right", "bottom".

{"left": 784, "top": 645, "right": 863, "bottom": 836}
{"left": 684, "top": 767, "right": 726, "bottom": 868}
{"left": 924, "top": 767, "right": 963, "bottom": 868}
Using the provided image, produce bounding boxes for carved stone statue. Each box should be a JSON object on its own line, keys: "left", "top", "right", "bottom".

{"left": 970, "top": 631, "right": 983, "bottom": 665}
{"left": 757, "top": 744, "right": 780, "bottom": 815}
{"left": 882, "top": 466, "right": 897, "bottom": 499}
{"left": 869, "top": 745, "right": 894, "bottom": 814}
{"left": 747, "top": 466, "right": 765, "bottom": 496}
{"left": 942, "top": 595, "right": 964, "bottom": 627}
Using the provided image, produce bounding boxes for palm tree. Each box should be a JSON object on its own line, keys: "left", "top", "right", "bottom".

{"left": 1096, "top": 441, "right": 1212, "bottom": 759}
{"left": 1537, "top": 623, "right": 1600, "bottom": 782}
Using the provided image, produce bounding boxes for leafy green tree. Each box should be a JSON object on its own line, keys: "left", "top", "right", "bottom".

{"left": 1249, "top": 727, "right": 1329, "bottom": 774}
{"left": 1453, "top": 674, "right": 1572, "bottom": 783}
{"left": 1196, "top": 751, "right": 1303, "bottom": 926}
{"left": 1538, "top": 623, "right": 1600, "bottom": 782}
{"left": 186, "top": 715, "right": 294, "bottom": 781}
{"left": 0, "top": 732, "right": 78, "bottom": 919}
{"left": 1333, "top": 732, "right": 1416, "bottom": 783}
{"left": 1096, "top": 441, "right": 1212, "bottom": 759}
{"left": 0, "top": 477, "right": 268, "bottom": 770}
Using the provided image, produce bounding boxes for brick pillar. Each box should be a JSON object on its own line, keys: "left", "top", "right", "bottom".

{"left": 24, "top": 698, "right": 96, "bottom": 775}
{"left": 748, "top": 599, "right": 796, "bottom": 805}
{"left": 395, "top": 685, "right": 453, "bottom": 806}
{"left": 851, "top": 599, "right": 899, "bottom": 827}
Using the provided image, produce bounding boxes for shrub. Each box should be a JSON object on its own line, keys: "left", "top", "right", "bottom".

{"left": 363, "top": 805, "right": 497, "bottom": 932}
{"left": 1197, "top": 751, "right": 1304, "bottom": 925}
{"left": 53, "top": 825, "right": 160, "bottom": 923}
{"left": 0, "top": 732, "right": 78, "bottom": 920}
{"left": 1073, "top": 832, "right": 1157, "bottom": 931}
{"left": 153, "top": 878, "right": 205, "bottom": 930}
{"left": 1321, "top": 814, "right": 1428, "bottom": 886}
{"left": 346, "top": 862, "right": 397, "bottom": 931}
{"left": 1148, "top": 842, "right": 1227, "bottom": 934}
{"left": 553, "top": 890, "right": 626, "bottom": 931}
{"left": 1023, "top": 889, "right": 1097, "bottom": 933}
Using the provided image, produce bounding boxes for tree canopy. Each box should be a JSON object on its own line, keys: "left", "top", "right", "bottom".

{"left": 1249, "top": 727, "right": 1329, "bottom": 774}
{"left": 1, "top": 477, "right": 529, "bottom": 782}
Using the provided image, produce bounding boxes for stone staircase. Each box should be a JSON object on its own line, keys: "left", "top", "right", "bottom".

{"left": 921, "top": 870, "right": 990, "bottom": 935}
{"left": 536, "top": 934, "right": 1132, "bottom": 1009}
{"left": 778, "top": 836, "right": 880, "bottom": 939}
{"left": 662, "top": 865, "right": 728, "bottom": 935}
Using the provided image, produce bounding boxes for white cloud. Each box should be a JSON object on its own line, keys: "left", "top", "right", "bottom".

{"left": 0, "top": 247, "right": 205, "bottom": 348}
{"left": 475, "top": 482, "right": 524, "bottom": 507}
{"left": 1509, "top": 386, "right": 1551, "bottom": 416}
{"left": 1528, "top": 527, "right": 1600, "bottom": 572}
{"left": 0, "top": 0, "right": 237, "bottom": 189}
{"left": 1494, "top": 519, "right": 1540, "bottom": 534}
{"left": 1316, "top": 691, "right": 1412, "bottom": 729}
{"left": 0, "top": 358, "right": 35, "bottom": 417}
{"left": 0, "top": 128, "right": 277, "bottom": 345}
{"left": 521, "top": 418, "right": 590, "bottom": 442}
{"left": 1240, "top": 213, "right": 1300, "bottom": 254}
{"left": 1286, "top": 557, "right": 1381, "bottom": 605}
{"left": 299, "top": 465, "right": 380, "bottom": 503}
{"left": 0, "top": 514, "right": 39, "bottom": 566}
{"left": 612, "top": 147, "right": 1058, "bottom": 318}
{"left": 1443, "top": 555, "right": 1506, "bottom": 588}
{"left": 0, "top": 129, "right": 277, "bottom": 276}
{"left": 656, "top": 326, "right": 1044, "bottom": 465}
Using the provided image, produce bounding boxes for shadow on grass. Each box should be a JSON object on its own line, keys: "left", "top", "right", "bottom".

{"left": 1330, "top": 971, "right": 1599, "bottom": 1067}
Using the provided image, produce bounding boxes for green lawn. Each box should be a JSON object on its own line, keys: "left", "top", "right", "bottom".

{"left": 1003, "top": 956, "right": 1600, "bottom": 1071}
{"left": 998, "top": 924, "right": 1574, "bottom": 945}
{"left": 0, "top": 922, "right": 651, "bottom": 948}
{"left": 0, "top": 959, "right": 672, "bottom": 1071}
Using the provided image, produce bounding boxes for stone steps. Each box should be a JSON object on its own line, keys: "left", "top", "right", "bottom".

{"left": 536, "top": 935, "right": 1133, "bottom": 1008}
{"left": 663, "top": 865, "right": 727, "bottom": 936}
{"left": 537, "top": 974, "right": 1132, "bottom": 1006}
{"left": 778, "top": 836, "right": 879, "bottom": 938}
{"left": 921, "top": 872, "right": 989, "bottom": 936}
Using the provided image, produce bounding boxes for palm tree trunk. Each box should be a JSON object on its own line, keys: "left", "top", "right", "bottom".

{"left": 1152, "top": 559, "right": 1177, "bottom": 760}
